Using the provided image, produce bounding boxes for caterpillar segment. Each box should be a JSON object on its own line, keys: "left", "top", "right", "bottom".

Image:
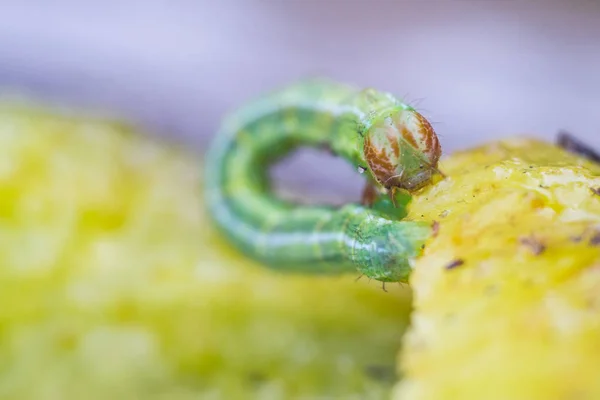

{"left": 204, "top": 79, "right": 442, "bottom": 282}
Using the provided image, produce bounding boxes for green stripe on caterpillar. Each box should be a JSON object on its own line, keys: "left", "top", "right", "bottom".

{"left": 204, "top": 79, "right": 443, "bottom": 282}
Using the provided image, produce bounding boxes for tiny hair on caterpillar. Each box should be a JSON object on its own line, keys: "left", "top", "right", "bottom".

{"left": 204, "top": 78, "right": 443, "bottom": 283}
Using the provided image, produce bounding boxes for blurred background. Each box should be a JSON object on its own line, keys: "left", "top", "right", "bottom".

{"left": 0, "top": 0, "right": 599, "bottom": 196}
{"left": 0, "top": 2, "right": 599, "bottom": 397}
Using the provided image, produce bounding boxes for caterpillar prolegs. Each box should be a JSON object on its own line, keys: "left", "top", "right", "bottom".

{"left": 204, "top": 79, "right": 443, "bottom": 282}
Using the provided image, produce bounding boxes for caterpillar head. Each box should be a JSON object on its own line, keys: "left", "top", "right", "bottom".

{"left": 363, "top": 108, "right": 442, "bottom": 192}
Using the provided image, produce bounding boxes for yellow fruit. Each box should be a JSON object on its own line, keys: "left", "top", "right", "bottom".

{"left": 0, "top": 103, "right": 409, "bottom": 399}
{"left": 395, "top": 138, "right": 600, "bottom": 400}
{"left": 4, "top": 100, "right": 600, "bottom": 400}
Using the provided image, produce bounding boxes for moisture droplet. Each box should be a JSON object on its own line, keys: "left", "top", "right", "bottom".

{"left": 358, "top": 166, "right": 366, "bottom": 174}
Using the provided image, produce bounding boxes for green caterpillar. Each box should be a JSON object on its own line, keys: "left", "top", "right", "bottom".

{"left": 204, "top": 79, "right": 442, "bottom": 283}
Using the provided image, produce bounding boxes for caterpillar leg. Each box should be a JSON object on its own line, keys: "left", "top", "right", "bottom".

{"left": 360, "top": 182, "right": 379, "bottom": 207}
{"left": 361, "top": 182, "right": 409, "bottom": 220}
{"left": 205, "top": 79, "right": 442, "bottom": 283}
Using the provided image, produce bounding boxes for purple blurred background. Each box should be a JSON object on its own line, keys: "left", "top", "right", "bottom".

{"left": 0, "top": 1, "right": 598, "bottom": 197}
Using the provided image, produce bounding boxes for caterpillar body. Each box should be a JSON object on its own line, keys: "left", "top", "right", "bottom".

{"left": 204, "top": 79, "right": 442, "bottom": 282}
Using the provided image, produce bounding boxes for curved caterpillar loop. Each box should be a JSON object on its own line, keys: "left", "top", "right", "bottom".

{"left": 204, "top": 79, "right": 443, "bottom": 283}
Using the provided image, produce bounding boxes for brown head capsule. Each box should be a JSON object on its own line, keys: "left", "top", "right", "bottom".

{"left": 363, "top": 109, "right": 442, "bottom": 192}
